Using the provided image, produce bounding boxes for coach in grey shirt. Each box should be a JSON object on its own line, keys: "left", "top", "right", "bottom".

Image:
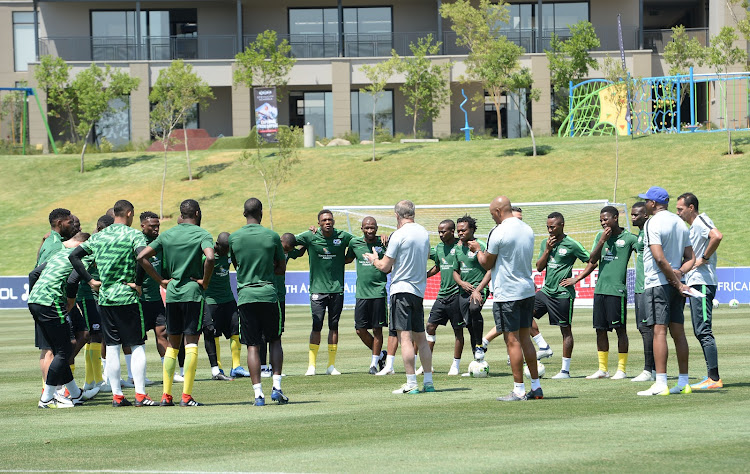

{"left": 365, "top": 200, "right": 434, "bottom": 395}
{"left": 470, "top": 196, "right": 542, "bottom": 401}
{"left": 637, "top": 186, "right": 695, "bottom": 397}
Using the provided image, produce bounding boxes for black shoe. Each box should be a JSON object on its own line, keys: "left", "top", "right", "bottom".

{"left": 526, "top": 387, "right": 544, "bottom": 400}
{"left": 378, "top": 350, "right": 387, "bottom": 371}
{"left": 179, "top": 396, "right": 203, "bottom": 407}
{"left": 212, "top": 373, "right": 234, "bottom": 381}
{"left": 112, "top": 397, "right": 133, "bottom": 407}
{"left": 134, "top": 394, "right": 158, "bottom": 407}
{"left": 160, "top": 394, "right": 174, "bottom": 406}
{"left": 369, "top": 366, "right": 378, "bottom": 375}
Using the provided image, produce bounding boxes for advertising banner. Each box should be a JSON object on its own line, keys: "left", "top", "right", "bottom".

{"left": 253, "top": 87, "right": 278, "bottom": 143}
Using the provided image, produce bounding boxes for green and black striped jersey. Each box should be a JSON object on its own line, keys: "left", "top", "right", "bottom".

{"left": 29, "top": 248, "right": 92, "bottom": 307}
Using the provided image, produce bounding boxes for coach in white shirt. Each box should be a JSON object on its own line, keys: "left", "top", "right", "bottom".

{"left": 469, "top": 196, "right": 542, "bottom": 401}
{"left": 365, "top": 200, "right": 434, "bottom": 395}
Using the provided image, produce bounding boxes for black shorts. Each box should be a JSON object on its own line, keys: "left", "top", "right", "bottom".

{"left": 204, "top": 300, "right": 239, "bottom": 339}
{"left": 458, "top": 291, "right": 486, "bottom": 326}
{"left": 310, "top": 293, "right": 344, "bottom": 332}
{"left": 142, "top": 300, "right": 166, "bottom": 331}
{"left": 428, "top": 293, "right": 463, "bottom": 329}
{"left": 354, "top": 297, "right": 388, "bottom": 329}
{"left": 239, "top": 302, "right": 282, "bottom": 346}
{"left": 100, "top": 303, "right": 147, "bottom": 347}
{"left": 29, "top": 303, "right": 74, "bottom": 360}
{"left": 390, "top": 293, "right": 425, "bottom": 333}
{"left": 77, "top": 299, "right": 102, "bottom": 334}
{"left": 643, "top": 284, "right": 685, "bottom": 326}
{"left": 634, "top": 292, "right": 647, "bottom": 329}
{"left": 68, "top": 304, "right": 88, "bottom": 334}
{"left": 534, "top": 291, "right": 574, "bottom": 327}
{"left": 493, "top": 296, "right": 534, "bottom": 333}
{"left": 689, "top": 284, "right": 716, "bottom": 340}
{"left": 32, "top": 302, "right": 72, "bottom": 349}
{"left": 593, "top": 294, "right": 627, "bottom": 330}
{"left": 166, "top": 301, "right": 204, "bottom": 336}
{"left": 280, "top": 301, "right": 286, "bottom": 333}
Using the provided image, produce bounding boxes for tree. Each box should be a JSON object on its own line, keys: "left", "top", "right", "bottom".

{"left": 239, "top": 126, "right": 302, "bottom": 229}
{"left": 234, "top": 30, "right": 296, "bottom": 101}
{"left": 546, "top": 21, "right": 600, "bottom": 127}
{"left": 0, "top": 89, "right": 26, "bottom": 145}
{"left": 601, "top": 56, "right": 633, "bottom": 202}
{"left": 34, "top": 55, "right": 77, "bottom": 141}
{"left": 663, "top": 25, "right": 706, "bottom": 77}
{"left": 391, "top": 35, "right": 452, "bottom": 137}
{"left": 150, "top": 60, "right": 214, "bottom": 181}
{"left": 360, "top": 58, "right": 397, "bottom": 161}
{"left": 506, "top": 68, "right": 541, "bottom": 156}
{"left": 704, "top": 26, "right": 745, "bottom": 155}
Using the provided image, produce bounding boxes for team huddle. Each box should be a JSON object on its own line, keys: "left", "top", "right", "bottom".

{"left": 28, "top": 187, "right": 723, "bottom": 407}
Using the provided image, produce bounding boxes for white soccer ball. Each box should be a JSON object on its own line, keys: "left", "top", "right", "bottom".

{"left": 712, "top": 299, "right": 720, "bottom": 309}
{"left": 524, "top": 361, "right": 546, "bottom": 379}
{"left": 468, "top": 360, "right": 490, "bottom": 378}
{"left": 729, "top": 299, "right": 739, "bottom": 309}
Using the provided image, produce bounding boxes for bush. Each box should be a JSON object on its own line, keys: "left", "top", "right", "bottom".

{"left": 340, "top": 131, "right": 360, "bottom": 144}
{"left": 60, "top": 141, "right": 82, "bottom": 154}
{"left": 98, "top": 137, "right": 113, "bottom": 153}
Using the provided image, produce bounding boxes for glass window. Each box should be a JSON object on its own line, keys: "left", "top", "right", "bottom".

{"left": 350, "top": 90, "right": 393, "bottom": 140}
{"left": 97, "top": 96, "right": 131, "bottom": 147}
{"left": 554, "top": 3, "right": 588, "bottom": 31}
{"left": 13, "top": 12, "right": 36, "bottom": 72}
{"left": 302, "top": 92, "right": 333, "bottom": 139}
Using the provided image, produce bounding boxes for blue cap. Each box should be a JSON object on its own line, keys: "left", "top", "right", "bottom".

{"left": 638, "top": 186, "right": 669, "bottom": 204}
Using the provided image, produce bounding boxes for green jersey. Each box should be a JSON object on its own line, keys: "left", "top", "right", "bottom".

{"left": 205, "top": 254, "right": 235, "bottom": 305}
{"left": 140, "top": 236, "right": 163, "bottom": 303}
{"left": 76, "top": 266, "right": 99, "bottom": 301}
{"left": 80, "top": 223, "right": 147, "bottom": 306}
{"left": 30, "top": 248, "right": 93, "bottom": 308}
{"left": 229, "top": 224, "right": 284, "bottom": 305}
{"left": 274, "top": 249, "right": 303, "bottom": 302}
{"left": 149, "top": 223, "right": 213, "bottom": 303}
{"left": 592, "top": 229, "right": 638, "bottom": 297}
{"left": 634, "top": 229, "right": 645, "bottom": 294}
{"left": 430, "top": 241, "right": 459, "bottom": 298}
{"left": 295, "top": 229, "right": 353, "bottom": 294}
{"left": 347, "top": 236, "right": 387, "bottom": 299}
{"left": 37, "top": 230, "right": 63, "bottom": 266}
{"left": 539, "top": 235, "right": 590, "bottom": 299}
{"left": 452, "top": 240, "right": 488, "bottom": 296}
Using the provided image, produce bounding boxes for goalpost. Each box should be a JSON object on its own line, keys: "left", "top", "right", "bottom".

{"left": 326, "top": 200, "right": 634, "bottom": 307}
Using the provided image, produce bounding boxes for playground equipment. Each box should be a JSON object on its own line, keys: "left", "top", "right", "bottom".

{"left": 0, "top": 87, "right": 57, "bottom": 154}
{"left": 459, "top": 88, "right": 473, "bottom": 141}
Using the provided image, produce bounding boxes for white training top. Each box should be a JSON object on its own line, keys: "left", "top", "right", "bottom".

{"left": 686, "top": 213, "right": 718, "bottom": 286}
{"left": 385, "top": 222, "right": 430, "bottom": 297}
{"left": 486, "top": 216, "right": 536, "bottom": 302}
{"left": 643, "top": 209, "right": 691, "bottom": 289}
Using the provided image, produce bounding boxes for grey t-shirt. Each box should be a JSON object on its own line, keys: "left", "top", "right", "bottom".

{"left": 486, "top": 217, "right": 536, "bottom": 302}
{"left": 643, "top": 210, "right": 691, "bottom": 289}
{"left": 385, "top": 222, "right": 430, "bottom": 297}
{"left": 686, "top": 213, "right": 718, "bottom": 286}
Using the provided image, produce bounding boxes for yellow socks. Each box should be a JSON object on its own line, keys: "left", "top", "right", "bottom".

{"left": 618, "top": 353, "right": 628, "bottom": 373}
{"left": 598, "top": 351, "right": 609, "bottom": 373}
{"left": 230, "top": 335, "right": 242, "bottom": 369}
{"left": 328, "top": 344, "right": 338, "bottom": 368}
{"left": 215, "top": 337, "right": 223, "bottom": 371}
{"left": 70, "top": 363, "right": 75, "bottom": 379}
{"left": 183, "top": 344, "right": 198, "bottom": 396}
{"left": 309, "top": 344, "right": 320, "bottom": 368}
{"left": 90, "top": 342, "right": 103, "bottom": 383}
{"left": 84, "top": 343, "right": 95, "bottom": 385}
{"left": 163, "top": 347, "right": 178, "bottom": 396}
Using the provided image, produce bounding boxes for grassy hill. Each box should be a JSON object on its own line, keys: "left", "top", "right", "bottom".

{"left": 2, "top": 132, "right": 746, "bottom": 275}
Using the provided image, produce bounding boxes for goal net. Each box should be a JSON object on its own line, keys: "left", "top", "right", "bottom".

{"left": 327, "top": 200, "right": 634, "bottom": 306}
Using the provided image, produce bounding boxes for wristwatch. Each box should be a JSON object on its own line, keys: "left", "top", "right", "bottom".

{"left": 702, "top": 253, "right": 710, "bottom": 260}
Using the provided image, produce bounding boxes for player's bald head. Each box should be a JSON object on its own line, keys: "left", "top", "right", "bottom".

{"left": 217, "top": 232, "right": 230, "bottom": 246}
{"left": 362, "top": 216, "right": 377, "bottom": 227}
{"left": 490, "top": 196, "right": 512, "bottom": 223}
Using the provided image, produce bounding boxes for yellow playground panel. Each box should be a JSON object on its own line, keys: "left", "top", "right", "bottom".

{"left": 598, "top": 84, "right": 629, "bottom": 136}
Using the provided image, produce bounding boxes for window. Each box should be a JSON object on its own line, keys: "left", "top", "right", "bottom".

{"left": 13, "top": 12, "right": 35, "bottom": 72}
{"left": 303, "top": 92, "right": 333, "bottom": 139}
{"left": 498, "top": 2, "right": 589, "bottom": 51}
{"left": 351, "top": 90, "right": 393, "bottom": 140}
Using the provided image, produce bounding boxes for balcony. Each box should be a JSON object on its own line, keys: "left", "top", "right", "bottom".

{"left": 643, "top": 28, "right": 709, "bottom": 53}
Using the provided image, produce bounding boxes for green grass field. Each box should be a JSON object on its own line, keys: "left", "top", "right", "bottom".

{"left": 1, "top": 132, "right": 749, "bottom": 275}
{"left": 2, "top": 305, "right": 749, "bottom": 472}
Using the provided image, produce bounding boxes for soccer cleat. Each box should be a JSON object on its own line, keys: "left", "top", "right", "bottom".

{"left": 134, "top": 394, "right": 157, "bottom": 407}
{"left": 173, "top": 373, "right": 185, "bottom": 383}
{"left": 271, "top": 388, "right": 289, "bottom": 404}
{"left": 369, "top": 366, "right": 378, "bottom": 375}
{"left": 120, "top": 378, "right": 135, "bottom": 388}
{"left": 461, "top": 372, "right": 471, "bottom": 377}
{"left": 160, "top": 394, "right": 174, "bottom": 407}
{"left": 474, "top": 347, "right": 486, "bottom": 361}
{"left": 212, "top": 372, "right": 234, "bottom": 381}
{"left": 668, "top": 383, "right": 693, "bottom": 395}
{"left": 447, "top": 366, "right": 460, "bottom": 376}
{"left": 83, "top": 382, "right": 97, "bottom": 391}
{"left": 637, "top": 383, "right": 669, "bottom": 396}
{"left": 392, "top": 383, "right": 420, "bottom": 394}
{"left": 376, "top": 367, "right": 395, "bottom": 376}
{"left": 497, "top": 391, "right": 527, "bottom": 402}
{"left": 112, "top": 397, "right": 133, "bottom": 407}
{"left": 254, "top": 396, "right": 265, "bottom": 406}
{"left": 305, "top": 366, "right": 316, "bottom": 376}
{"left": 551, "top": 370, "right": 571, "bottom": 379}
{"left": 230, "top": 366, "right": 250, "bottom": 378}
{"left": 611, "top": 370, "right": 628, "bottom": 380}
{"left": 179, "top": 396, "right": 203, "bottom": 407}
{"left": 81, "top": 386, "right": 100, "bottom": 400}
{"left": 144, "top": 377, "right": 155, "bottom": 386}
{"left": 378, "top": 350, "right": 387, "bottom": 371}
{"left": 415, "top": 366, "right": 424, "bottom": 375}
{"left": 691, "top": 377, "right": 723, "bottom": 389}
{"left": 586, "top": 370, "right": 610, "bottom": 379}
{"left": 631, "top": 370, "right": 656, "bottom": 382}
{"left": 326, "top": 365, "right": 341, "bottom": 375}
{"left": 55, "top": 390, "right": 84, "bottom": 407}
{"left": 260, "top": 368, "right": 272, "bottom": 378}
{"left": 527, "top": 387, "right": 544, "bottom": 399}
{"left": 98, "top": 381, "right": 112, "bottom": 393}
{"left": 38, "top": 398, "right": 57, "bottom": 409}
{"left": 422, "top": 383, "right": 436, "bottom": 393}
{"left": 536, "top": 346, "right": 554, "bottom": 360}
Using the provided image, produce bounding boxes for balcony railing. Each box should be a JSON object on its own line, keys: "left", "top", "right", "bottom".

{"left": 643, "top": 28, "right": 709, "bottom": 53}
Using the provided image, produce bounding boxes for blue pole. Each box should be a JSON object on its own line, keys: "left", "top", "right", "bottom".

{"left": 689, "top": 66, "right": 695, "bottom": 127}
{"left": 677, "top": 79, "right": 681, "bottom": 132}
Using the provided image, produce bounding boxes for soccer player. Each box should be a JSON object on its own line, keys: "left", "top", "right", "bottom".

{"left": 676, "top": 192, "right": 723, "bottom": 389}
{"left": 535, "top": 212, "right": 590, "bottom": 379}
{"left": 636, "top": 186, "right": 695, "bottom": 396}
{"left": 229, "top": 198, "right": 288, "bottom": 405}
{"left": 202, "top": 232, "right": 242, "bottom": 381}
{"left": 365, "top": 200, "right": 434, "bottom": 394}
{"left": 346, "top": 217, "right": 389, "bottom": 374}
{"left": 630, "top": 202, "right": 655, "bottom": 382}
{"left": 29, "top": 232, "right": 99, "bottom": 408}
{"left": 566, "top": 206, "right": 637, "bottom": 380}
{"left": 137, "top": 199, "right": 215, "bottom": 407}
{"left": 70, "top": 200, "right": 157, "bottom": 407}
{"left": 451, "top": 215, "right": 491, "bottom": 364}
{"left": 295, "top": 210, "right": 353, "bottom": 376}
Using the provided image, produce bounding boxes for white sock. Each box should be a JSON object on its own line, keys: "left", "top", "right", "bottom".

{"left": 272, "top": 374, "right": 282, "bottom": 391}
{"left": 252, "top": 383, "right": 263, "bottom": 398}
{"left": 371, "top": 355, "right": 379, "bottom": 367}
{"left": 180, "top": 366, "right": 184, "bottom": 376}
{"left": 260, "top": 364, "right": 267, "bottom": 371}
{"left": 130, "top": 345, "right": 147, "bottom": 394}
{"left": 678, "top": 373, "right": 689, "bottom": 387}
{"left": 406, "top": 373, "right": 417, "bottom": 386}
{"left": 561, "top": 357, "right": 571, "bottom": 372}
{"left": 106, "top": 345, "right": 123, "bottom": 396}
{"left": 423, "top": 371, "right": 433, "bottom": 384}
{"left": 125, "top": 353, "right": 132, "bottom": 380}
{"left": 656, "top": 373, "right": 667, "bottom": 386}
{"left": 513, "top": 382, "right": 526, "bottom": 396}
{"left": 531, "top": 378, "right": 541, "bottom": 390}
{"left": 385, "top": 355, "right": 395, "bottom": 370}
{"left": 481, "top": 337, "right": 489, "bottom": 348}
{"left": 42, "top": 384, "right": 56, "bottom": 402}
{"left": 414, "top": 355, "right": 418, "bottom": 368}
{"left": 452, "top": 358, "right": 460, "bottom": 369}
{"left": 160, "top": 356, "right": 164, "bottom": 365}
{"left": 101, "top": 358, "right": 107, "bottom": 378}
{"left": 532, "top": 334, "right": 548, "bottom": 349}
{"left": 211, "top": 366, "right": 220, "bottom": 376}
{"left": 65, "top": 380, "right": 82, "bottom": 399}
